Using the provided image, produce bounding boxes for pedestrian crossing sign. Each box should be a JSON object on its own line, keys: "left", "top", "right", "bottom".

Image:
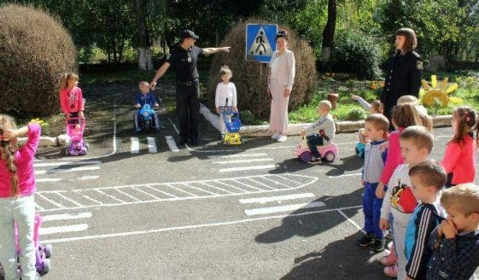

{"left": 245, "top": 24, "right": 278, "bottom": 63}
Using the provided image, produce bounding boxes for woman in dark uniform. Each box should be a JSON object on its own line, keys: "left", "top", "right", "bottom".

{"left": 380, "top": 28, "right": 423, "bottom": 128}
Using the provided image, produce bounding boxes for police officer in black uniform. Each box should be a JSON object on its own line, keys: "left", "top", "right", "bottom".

{"left": 150, "top": 30, "right": 230, "bottom": 146}
{"left": 380, "top": 28, "right": 423, "bottom": 128}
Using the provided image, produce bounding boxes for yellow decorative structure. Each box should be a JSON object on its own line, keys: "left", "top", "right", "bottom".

{"left": 421, "top": 75, "right": 460, "bottom": 107}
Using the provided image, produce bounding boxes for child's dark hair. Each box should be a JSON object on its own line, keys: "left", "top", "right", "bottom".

{"left": 365, "top": 114, "right": 389, "bottom": 139}
{"left": 392, "top": 103, "right": 422, "bottom": 129}
{"left": 395, "top": 28, "right": 418, "bottom": 53}
{"left": 409, "top": 159, "right": 446, "bottom": 191}
{"left": 400, "top": 125, "right": 434, "bottom": 153}
{"left": 276, "top": 30, "right": 289, "bottom": 41}
{"left": 0, "top": 115, "right": 19, "bottom": 196}
{"left": 449, "top": 106, "right": 478, "bottom": 146}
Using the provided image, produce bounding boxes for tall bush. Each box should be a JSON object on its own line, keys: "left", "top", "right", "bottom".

{"left": 0, "top": 4, "right": 77, "bottom": 117}
{"left": 331, "top": 30, "right": 382, "bottom": 80}
{"left": 206, "top": 18, "right": 316, "bottom": 119}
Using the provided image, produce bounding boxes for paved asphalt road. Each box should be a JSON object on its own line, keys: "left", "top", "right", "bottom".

{"left": 13, "top": 89, "right": 479, "bottom": 279}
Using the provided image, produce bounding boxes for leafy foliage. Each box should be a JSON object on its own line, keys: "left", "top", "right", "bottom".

{"left": 0, "top": 4, "right": 77, "bottom": 117}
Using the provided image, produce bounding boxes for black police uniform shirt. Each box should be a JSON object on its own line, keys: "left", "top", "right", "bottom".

{"left": 166, "top": 45, "right": 203, "bottom": 83}
{"left": 380, "top": 51, "right": 423, "bottom": 108}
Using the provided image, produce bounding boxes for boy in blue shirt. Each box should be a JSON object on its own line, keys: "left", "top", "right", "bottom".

{"left": 404, "top": 159, "right": 447, "bottom": 279}
{"left": 357, "top": 114, "right": 389, "bottom": 252}
{"left": 135, "top": 81, "right": 161, "bottom": 132}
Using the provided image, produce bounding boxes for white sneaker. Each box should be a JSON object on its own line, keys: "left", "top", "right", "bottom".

{"left": 277, "top": 135, "right": 287, "bottom": 142}
{"left": 271, "top": 133, "right": 280, "bottom": 140}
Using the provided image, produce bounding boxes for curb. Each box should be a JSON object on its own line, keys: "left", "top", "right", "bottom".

{"left": 199, "top": 103, "right": 453, "bottom": 137}
{"left": 25, "top": 106, "right": 453, "bottom": 147}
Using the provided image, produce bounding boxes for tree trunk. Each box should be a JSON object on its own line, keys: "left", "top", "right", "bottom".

{"left": 322, "top": 0, "right": 337, "bottom": 71}
{"left": 136, "top": 0, "right": 153, "bottom": 70}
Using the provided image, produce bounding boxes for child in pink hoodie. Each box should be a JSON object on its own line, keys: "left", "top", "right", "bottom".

{"left": 59, "top": 72, "right": 84, "bottom": 133}
{"left": 0, "top": 115, "right": 41, "bottom": 280}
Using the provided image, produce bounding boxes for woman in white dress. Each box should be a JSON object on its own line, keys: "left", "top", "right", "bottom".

{"left": 267, "top": 30, "right": 296, "bottom": 142}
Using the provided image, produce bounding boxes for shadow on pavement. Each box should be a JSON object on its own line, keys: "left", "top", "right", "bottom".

{"left": 255, "top": 188, "right": 363, "bottom": 244}
{"left": 325, "top": 154, "right": 363, "bottom": 176}
{"left": 281, "top": 233, "right": 384, "bottom": 279}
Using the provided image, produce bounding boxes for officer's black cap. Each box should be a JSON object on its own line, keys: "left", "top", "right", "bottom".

{"left": 180, "top": 30, "right": 199, "bottom": 40}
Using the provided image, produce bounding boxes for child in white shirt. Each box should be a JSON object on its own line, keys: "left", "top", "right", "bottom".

{"left": 215, "top": 66, "right": 237, "bottom": 137}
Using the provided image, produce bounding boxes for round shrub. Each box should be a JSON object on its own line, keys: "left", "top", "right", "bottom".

{"left": 346, "top": 108, "right": 367, "bottom": 121}
{"left": 0, "top": 4, "right": 77, "bottom": 117}
{"left": 206, "top": 18, "right": 317, "bottom": 119}
{"left": 331, "top": 30, "right": 381, "bottom": 80}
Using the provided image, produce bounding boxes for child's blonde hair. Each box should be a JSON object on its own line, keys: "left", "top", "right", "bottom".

{"left": 392, "top": 103, "right": 422, "bottom": 129}
{"left": 400, "top": 125, "right": 434, "bottom": 153}
{"left": 450, "top": 106, "right": 478, "bottom": 146}
{"left": 370, "top": 100, "right": 382, "bottom": 113}
{"left": 397, "top": 95, "right": 419, "bottom": 105}
{"left": 319, "top": 100, "right": 332, "bottom": 112}
{"left": 219, "top": 65, "right": 232, "bottom": 78}
{"left": 59, "top": 72, "right": 79, "bottom": 90}
{"left": 441, "top": 183, "right": 479, "bottom": 216}
{"left": 0, "top": 115, "right": 19, "bottom": 196}
{"left": 139, "top": 81, "right": 149, "bottom": 88}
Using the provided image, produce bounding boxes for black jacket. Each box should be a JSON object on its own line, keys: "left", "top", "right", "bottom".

{"left": 380, "top": 51, "right": 423, "bottom": 109}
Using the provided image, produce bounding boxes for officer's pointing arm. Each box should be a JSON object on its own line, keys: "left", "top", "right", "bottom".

{"left": 202, "top": 47, "right": 231, "bottom": 55}
{"left": 151, "top": 62, "right": 171, "bottom": 89}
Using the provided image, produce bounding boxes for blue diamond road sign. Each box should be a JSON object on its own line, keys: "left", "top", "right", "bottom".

{"left": 245, "top": 24, "right": 278, "bottom": 63}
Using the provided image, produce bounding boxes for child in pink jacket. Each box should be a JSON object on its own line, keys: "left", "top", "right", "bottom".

{"left": 0, "top": 115, "right": 41, "bottom": 280}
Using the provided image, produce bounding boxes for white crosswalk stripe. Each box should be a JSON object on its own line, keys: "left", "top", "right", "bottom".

{"left": 34, "top": 160, "right": 102, "bottom": 183}
{"left": 34, "top": 174, "right": 318, "bottom": 212}
{"left": 239, "top": 192, "right": 326, "bottom": 216}
{"left": 39, "top": 211, "right": 92, "bottom": 236}
{"left": 212, "top": 153, "right": 276, "bottom": 173}
{"left": 130, "top": 136, "right": 159, "bottom": 154}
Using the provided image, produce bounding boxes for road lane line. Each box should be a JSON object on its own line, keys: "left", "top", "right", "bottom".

{"left": 244, "top": 201, "right": 326, "bottom": 216}
{"left": 208, "top": 153, "right": 268, "bottom": 159}
{"left": 42, "top": 205, "right": 362, "bottom": 244}
{"left": 130, "top": 137, "right": 140, "bottom": 154}
{"left": 34, "top": 160, "right": 102, "bottom": 167}
{"left": 35, "top": 166, "right": 100, "bottom": 175}
{"left": 37, "top": 178, "right": 62, "bottom": 183}
{"left": 132, "top": 186, "right": 162, "bottom": 200}
{"left": 328, "top": 173, "right": 362, "bottom": 179}
{"left": 53, "top": 192, "right": 84, "bottom": 207}
{"left": 113, "top": 189, "right": 142, "bottom": 202}
{"left": 276, "top": 174, "right": 302, "bottom": 185}
{"left": 260, "top": 176, "right": 292, "bottom": 189}
{"left": 40, "top": 224, "right": 89, "bottom": 236}
{"left": 181, "top": 183, "right": 219, "bottom": 196}
{"left": 81, "top": 195, "right": 103, "bottom": 205}
{"left": 244, "top": 177, "right": 276, "bottom": 190}
{"left": 145, "top": 185, "right": 179, "bottom": 198}
{"left": 42, "top": 212, "right": 92, "bottom": 222}
{"left": 215, "top": 181, "right": 248, "bottom": 193}
{"left": 147, "top": 137, "right": 158, "bottom": 153}
{"left": 198, "top": 182, "right": 235, "bottom": 195}
{"left": 35, "top": 203, "right": 45, "bottom": 211}
{"left": 338, "top": 210, "right": 365, "bottom": 233}
{"left": 231, "top": 179, "right": 265, "bottom": 192}
{"left": 219, "top": 165, "right": 276, "bottom": 173}
{"left": 213, "top": 158, "right": 274, "bottom": 164}
{"left": 95, "top": 189, "right": 126, "bottom": 203}
{"left": 78, "top": 175, "right": 100, "bottom": 181}
{"left": 239, "top": 193, "right": 315, "bottom": 204}
{"left": 165, "top": 184, "right": 198, "bottom": 197}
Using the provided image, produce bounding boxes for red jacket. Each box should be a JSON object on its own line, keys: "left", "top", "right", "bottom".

{"left": 441, "top": 134, "right": 477, "bottom": 185}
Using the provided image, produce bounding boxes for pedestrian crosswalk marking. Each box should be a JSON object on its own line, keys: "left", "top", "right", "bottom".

{"left": 244, "top": 201, "right": 326, "bottom": 216}
{"left": 130, "top": 137, "right": 140, "bottom": 154}
{"left": 34, "top": 174, "right": 318, "bottom": 212}
{"left": 147, "top": 137, "right": 158, "bottom": 153}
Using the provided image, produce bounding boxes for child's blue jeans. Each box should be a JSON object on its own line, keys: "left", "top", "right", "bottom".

{"left": 0, "top": 195, "right": 36, "bottom": 280}
{"left": 306, "top": 134, "right": 324, "bottom": 158}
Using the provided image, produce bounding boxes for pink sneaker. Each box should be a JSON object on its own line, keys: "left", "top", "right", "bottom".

{"left": 383, "top": 263, "right": 398, "bottom": 278}
{"left": 380, "top": 250, "right": 397, "bottom": 266}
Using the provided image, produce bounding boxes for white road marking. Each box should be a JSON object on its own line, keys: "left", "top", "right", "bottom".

{"left": 147, "top": 137, "right": 158, "bottom": 153}
{"left": 165, "top": 135, "right": 179, "bottom": 152}
{"left": 208, "top": 153, "right": 268, "bottom": 159}
{"left": 239, "top": 193, "right": 315, "bottom": 204}
{"left": 78, "top": 175, "right": 99, "bottom": 181}
{"left": 244, "top": 201, "right": 326, "bottom": 216}
{"left": 40, "top": 224, "right": 89, "bottom": 236}
{"left": 34, "top": 174, "right": 318, "bottom": 212}
{"left": 42, "top": 205, "right": 362, "bottom": 244}
{"left": 37, "top": 178, "right": 62, "bottom": 183}
{"left": 219, "top": 165, "right": 276, "bottom": 173}
{"left": 130, "top": 137, "right": 140, "bottom": 154}
{"left": 42, "top": 212, "right": 92, "bottom": 222}
{"left": 213, "top": 158, "right": 274, "bottom": 164}
{"left": 328, "top": 173, "right": 362, "bottom": 179}
{"left": 34, "top": 160, "right": 102, "bottom": 167}
{"left": 35, "top": 166, "right": 100, "bottom": 175}
{"left": 338, "top": 210, "right": 365, "bottom": 233}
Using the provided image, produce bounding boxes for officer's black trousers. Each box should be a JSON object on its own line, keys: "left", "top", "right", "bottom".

{"left": 176, "top": 84, "right": 200, "bottom": 142}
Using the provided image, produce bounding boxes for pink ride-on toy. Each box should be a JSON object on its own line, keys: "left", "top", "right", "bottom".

{"left": 293, "top": 135, "right": 339, "bottom": 163}
{"left": 0, "top": 214, "right": 53, "bottom": 277}
{"left": 65, "top": 117, "right": 88, "bottom": 156}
